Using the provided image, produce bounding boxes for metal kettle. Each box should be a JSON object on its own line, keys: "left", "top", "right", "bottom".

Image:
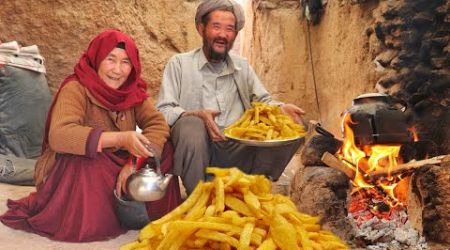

{"left": 126, "top": 149, "right": 173, "bottom": 202}
{"left": 345, "top": 93, "right": 412, "bottom": 145}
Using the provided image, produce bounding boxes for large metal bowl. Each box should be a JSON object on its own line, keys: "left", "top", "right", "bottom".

{"left": 225, "top": 135, "right": 305, "bottom": 147}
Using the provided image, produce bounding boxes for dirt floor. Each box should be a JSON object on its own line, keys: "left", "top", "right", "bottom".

{"left": 0, "top": 183, "right": 139, "bottom": 250}
{"left": 0, "top": 154, "right": 302, "bottom": 250}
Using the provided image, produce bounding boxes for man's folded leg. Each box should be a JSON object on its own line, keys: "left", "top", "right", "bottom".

{"left": 170, "top": 116, "right": 211, "bottom": 195}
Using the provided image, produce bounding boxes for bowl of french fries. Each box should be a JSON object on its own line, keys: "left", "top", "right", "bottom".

{"left": 121, "top": 167, "right": 348, "bottom": 250}
{"left": 224, "top": 102, "right": 307, "bottom": 147}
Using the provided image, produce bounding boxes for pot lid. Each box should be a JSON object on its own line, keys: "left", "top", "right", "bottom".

{"left": 354, "top": 93, "right": 388, "bottom": 100}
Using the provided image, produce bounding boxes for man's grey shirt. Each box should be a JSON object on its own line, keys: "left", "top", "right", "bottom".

{"left": 157, "top": 48, "right": 282, "bottom": 128}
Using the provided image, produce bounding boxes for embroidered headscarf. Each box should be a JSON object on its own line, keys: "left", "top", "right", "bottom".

{"left": 195, "top": 0, "right": 245, "bottom": 32}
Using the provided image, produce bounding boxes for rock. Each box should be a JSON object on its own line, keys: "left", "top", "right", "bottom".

{"left": 408, "top": 165, "right": 450, "bottom": 244}
{"left": 290, "top": 166, "right": 352, "bottom": 240}
{"left": 375, "top": 49, "right": 398, "bottom": 67}
{"left": 430, "top": 57, "right": 447, "bottom": 69}
{"left": 412, "top": 12, "right": 435, "bottom": 29}
{"left": 301, "top": 135, "right": 343, "bottom": 166}
{"left": 431, "top": 36, "right": 449, "bottom": 47}
{"left": 390, "top": 56, "right": 409, "bottom": 69}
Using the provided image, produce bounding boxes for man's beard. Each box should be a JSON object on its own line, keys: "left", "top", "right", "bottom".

{"left": 204, "top": 37, "right": 233, "bottom": 61}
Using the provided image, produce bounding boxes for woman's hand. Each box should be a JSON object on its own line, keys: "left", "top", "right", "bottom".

{"left": 182, "top": 110, "right": 226, "bottom": 141}
{"left": 281, "top": 103, "right": 306, "bottom": 125}
{"left": 100, "top": 131, "right": 154, "bottom": 158}
{"left": 116, "top": 162, "right": 133, "bottom": 198}
{"left": 117, "top": 131, "right": 154, "bottom": 157}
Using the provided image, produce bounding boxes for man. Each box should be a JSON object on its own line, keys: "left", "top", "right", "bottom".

{"left": 157, "top": 0, "right": 305, "bottom": 194}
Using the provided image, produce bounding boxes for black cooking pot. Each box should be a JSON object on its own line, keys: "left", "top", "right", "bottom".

{"left": 345, "top": 93, "right": 413, "bottom": 145}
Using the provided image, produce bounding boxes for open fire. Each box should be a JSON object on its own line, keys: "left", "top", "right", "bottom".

{"left": 336, "top": 110, "right": 428, "bottom": 249}
{"left": 337, "top": 112, "right": 416, "bottom": 211}
{"left": 294, "top": 92, "right": 449, "bottom": 248}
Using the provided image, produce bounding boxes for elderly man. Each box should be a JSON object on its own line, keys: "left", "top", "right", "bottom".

{"left": 157, "top": 0, "right": 305, "bottom": 194}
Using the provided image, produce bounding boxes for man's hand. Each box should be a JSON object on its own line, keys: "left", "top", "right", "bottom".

{"left": 281, "top": 103, "right": 306, "bottom": 125}
{"left": 182, "top": 110, "right": 226, "bottom": 141}
{"left": 116, "top": 163, "right": 133, "bottom": 198}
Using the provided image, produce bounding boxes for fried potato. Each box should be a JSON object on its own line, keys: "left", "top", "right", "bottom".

{"left": 224, "top": 102, "right": 306, "bottom": 141}
{"left": 123, "top": 167, "right": 348, "bottom": 250}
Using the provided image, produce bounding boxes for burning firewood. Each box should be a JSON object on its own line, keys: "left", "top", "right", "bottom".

{"left": 321, "top": 152, "right": 370, "bottom": 179}
{"left": 321, "top": 152, "right": 356, "bottom": 179}
{"left": 321, "top": 152, "right": 450, "bottom": 181}
{"left": 369, "top": 154, "right": 450, "bottom": 179}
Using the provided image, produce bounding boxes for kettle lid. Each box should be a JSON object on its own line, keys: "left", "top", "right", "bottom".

{"left": 353, "top": 92, "right": 389, "bottom": 105}
{"left": 354, "top": 92, "right": 388, "bottom": 100}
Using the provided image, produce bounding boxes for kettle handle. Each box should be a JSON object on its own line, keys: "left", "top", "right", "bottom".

{"left": 389, "top": 97, "right": 408, "bottom": 112}
{"left": 144, "top": 145, "right": 162, "bottom": 176}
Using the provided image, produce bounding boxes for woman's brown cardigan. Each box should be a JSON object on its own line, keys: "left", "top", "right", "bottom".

{"left": 34, "top": 81, "right": 169, "bottom": 187}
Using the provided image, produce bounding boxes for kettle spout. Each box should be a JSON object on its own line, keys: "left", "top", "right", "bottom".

{"left": 159, "top": 174, "right": 173, "bottom": 191}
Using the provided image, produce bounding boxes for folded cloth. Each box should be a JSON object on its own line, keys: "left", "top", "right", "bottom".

{"left": 0, "top": 41, "right": 46, "bottom": 73}
{"left": 0, "top": 155, "right": 35, "bottom": 186}
{"left": 0, "top": 157, "right": 15, "bottom": 177}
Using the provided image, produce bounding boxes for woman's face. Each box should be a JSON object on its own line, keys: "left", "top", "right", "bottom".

{"left": 97, "top": 47, "right": 133, "bottom": 89}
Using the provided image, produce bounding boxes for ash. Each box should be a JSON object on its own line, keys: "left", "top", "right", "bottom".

{"left": 348, "top": 208, "right": 428, "bottom": 250}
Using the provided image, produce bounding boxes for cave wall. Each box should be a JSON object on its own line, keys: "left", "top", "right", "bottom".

{"left": 0, "top": 0, "right": 201, "bottom": 97}
{"left": 370, "top": 0, "right": 450, "bottom": 154}
{"left": 242, "top": 0, "right": 378, "bottom": 135}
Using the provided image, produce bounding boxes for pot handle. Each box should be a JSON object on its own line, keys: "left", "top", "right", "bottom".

{"left": 389, "top": 97, "right": 408, "bottom": 112}
{"left": 144, "top": 145, "right": 162, "bottom": 176}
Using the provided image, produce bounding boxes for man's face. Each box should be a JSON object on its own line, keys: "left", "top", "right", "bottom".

{"left": 200, "top": 10, "right": 237, "bottom": 62}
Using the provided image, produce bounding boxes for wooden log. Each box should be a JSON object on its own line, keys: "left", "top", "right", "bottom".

{"left": 370, "top": 154, "right": 450, "bottom": 179}
{"left": 321, "top": 152, "right": 355, "bottom": 179}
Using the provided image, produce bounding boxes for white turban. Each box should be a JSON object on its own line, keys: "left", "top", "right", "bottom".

{"left": 195, "top": 0, "right": 245, "bottom": 32}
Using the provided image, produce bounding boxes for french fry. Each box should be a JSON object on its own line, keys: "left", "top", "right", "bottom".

{"left": 239, "top": 223, "right": 255, "bottom": 249}
{"left": 121, "top": 167, "right": 348, "bottom": 250}
{"left": 224, "top": 195, "right": 253, "bottom": 217}
{"left": 296, "top": 224, "right": 314, "bottom": 250}
{"left": 195, "top": 229, "right": 240, "bottom": 248}
{"left": 257, "top": 238, "right": 277, "bottom": 250}
{"left": 224, "top": 102, "right": 306, "bottom": 141}
{"left": 215, "top": 177, "right": 225, "bottom": 214}
{"left": 269, "top": 212, "right": 298, "bottom": 250}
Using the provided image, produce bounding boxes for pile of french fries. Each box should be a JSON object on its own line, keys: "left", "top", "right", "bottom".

{"left": 224, "top": 102, "right": 306, "bottom": 141}
{"left": 121, "top": 167, "right": 348, "bottom": 250}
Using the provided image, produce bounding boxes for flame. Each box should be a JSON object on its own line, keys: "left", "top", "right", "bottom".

{"left": 408, "top": 126, "right": 419, "bottom": 142}
{"left": 338, "top": 112, "right": 406, "bottom": 208}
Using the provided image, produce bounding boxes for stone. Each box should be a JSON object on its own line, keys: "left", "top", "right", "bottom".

{"left": 430, "top": 57, "right": 447, "bottom": 69}
{"left": 412, "top": 12, "right": 435, "bottom": 29}
{"left": 290, "top": 166, "right": 353, "bottom": 240}
{"left": 374, "top": 49, "right": 398, "bottom": 67}
{"left": 408, "top": 164, "right": 450, "bottom": 244}
{"left": 301, "top": 135, "right": 343, "bottom": 166}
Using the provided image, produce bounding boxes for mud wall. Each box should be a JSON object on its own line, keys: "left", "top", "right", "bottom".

{"left": 242, "top": 0, "right": 379, "bottom": 135}
{"left": 0, "top": 0, "right": 201, "bottom": 97}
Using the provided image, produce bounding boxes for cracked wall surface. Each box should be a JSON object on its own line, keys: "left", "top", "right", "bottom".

{"left": 0, "top": 0, "right": 200, "bottom": 97}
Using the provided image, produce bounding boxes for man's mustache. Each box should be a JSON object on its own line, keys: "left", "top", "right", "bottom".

{"left": 213, "top": 38, "right": 228, "bottom": 45}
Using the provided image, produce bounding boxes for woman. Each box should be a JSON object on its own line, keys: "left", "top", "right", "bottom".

{"left": 0, "top": 30, "right": 181, "bottom": 242}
